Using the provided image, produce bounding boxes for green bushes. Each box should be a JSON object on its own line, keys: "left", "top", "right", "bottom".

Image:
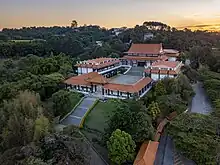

{"left": 79, "top": 99, "right": 99, "bottom": 128}
{"left": 168, "top": 113, "right": 219, "bottom": 165}
{"left": 52, "top": 90, "right": 83, "bottom": 118}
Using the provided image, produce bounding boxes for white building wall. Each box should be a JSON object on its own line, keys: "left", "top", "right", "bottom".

{"left": 151, "top": 74, "right": 159, "bottom": 81}
{"left": 146, "top": 61, "right": 151, "bottom": 67}
{"left": 122, "top": 93, "right": 127, "bottom": 97}
{"left": 78, "top": 68, "right": 81, "bottom": 75}
{"left": 169, "top": 75, "right": 174, "bottom": 78}
{"left": 88, "top": 68, "right": 93, "bottom": 73}
{"left": 168, "top": 57, "right": 177, "bottom": 61}
{"left": 81, "top": 68, "right": 88, "bottom": 74}
{"left": 160, "top": 74, "right": 167, "bottom": 79}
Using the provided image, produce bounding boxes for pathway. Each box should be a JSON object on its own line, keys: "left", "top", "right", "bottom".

{"left": 61, "top": 97, "right": 97, "bottom": 126}
{"left": 190, "top": 82, "right": 212, "bottom": 114}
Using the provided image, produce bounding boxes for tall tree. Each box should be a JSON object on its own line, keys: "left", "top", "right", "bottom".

{"left": 107, "top": 129, "right": 136, "bottom": 165}
{"left": 71, "top": 20, "right": 78, "bottom": 28}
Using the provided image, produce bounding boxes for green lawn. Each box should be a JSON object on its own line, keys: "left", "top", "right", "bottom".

{"left": 84, "top": 99, "right": 117, "bottom": 133}
{"left": 82, "top": 99, "right": 118, "bottom": 163}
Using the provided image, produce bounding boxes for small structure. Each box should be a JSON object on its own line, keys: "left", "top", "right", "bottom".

{"left": 95, "top": 41, "right": 103, "bottom": 46}
{"left": 163, "top": 49, "right": 180, "bottom": 61}
{"left": 75, "top": 58, "right": 121, "bottom": 76}
{"left": 134, "top": 141, "right": 159, "bottom": 165}
{"left": 144, "top": 61, "right": 183, "bottom": 81}
{"left": 144, "top": 33, "right": 154, "bottom": 40}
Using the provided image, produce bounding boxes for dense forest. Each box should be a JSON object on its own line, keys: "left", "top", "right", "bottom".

{"left": 0, "top": 22, "right": 220, "bottom": 164}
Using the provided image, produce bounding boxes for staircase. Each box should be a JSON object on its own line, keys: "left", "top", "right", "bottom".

{"left": 174, "top": 152, "right": 184, "bottom": 165}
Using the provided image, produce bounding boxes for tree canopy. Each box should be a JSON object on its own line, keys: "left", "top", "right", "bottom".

{"left": 107, "top": 129, "right": 136, "bottom": 165}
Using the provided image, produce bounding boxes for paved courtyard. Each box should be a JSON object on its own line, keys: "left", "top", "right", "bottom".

{"left": 109, "top": 75, "right": 143, "bottom": 85}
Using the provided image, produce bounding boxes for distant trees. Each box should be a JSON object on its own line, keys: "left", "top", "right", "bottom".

{"left": 107, "top": 129, "right": 136, "bottom": 165}
{"left": 71, "top": 20, "right": 78, "bottom": 28}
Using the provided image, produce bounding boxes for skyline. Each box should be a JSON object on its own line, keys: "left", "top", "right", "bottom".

{"left": 1, "top": 0, "right": 220, "bottom": 31}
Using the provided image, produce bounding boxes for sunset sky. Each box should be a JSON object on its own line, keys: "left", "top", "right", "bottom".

{"left": 1, "top": 0, "right": 220, "bottom": 31}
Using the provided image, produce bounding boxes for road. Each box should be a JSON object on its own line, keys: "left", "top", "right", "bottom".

{"left": 61, "top": 97, "right": 97, "bottom": 126}
{"left": 190, "top": 82, "right": 212, "bottom": 115}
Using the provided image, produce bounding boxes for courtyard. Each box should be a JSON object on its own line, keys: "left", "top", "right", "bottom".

{"left": 109, "top": 74, "right": 143, "bottom": 85}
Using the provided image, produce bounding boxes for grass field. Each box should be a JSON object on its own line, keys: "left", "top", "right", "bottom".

{"left": 82, "top": 99, "right": 118, "bottom": 163}
{"left": 84, "top": 99, "right": 117, "bottom": 133}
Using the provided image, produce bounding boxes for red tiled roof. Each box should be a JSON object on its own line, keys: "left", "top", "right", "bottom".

{"left": 86, "top": 74, "right": 108, "bottom": 84}
{"left": 125, "top": 43, "right": 163, "bottom": 54}
{"left": 64, "top": 72, "right": 108, "bottom": 85}
{"left": 160, "top": 70, "right": 168, "bottom": 74}
{"left": 163, "top": 49, "right": 179, "bottom": 57}
{"left": 151, "top": 70, "right": 159, "bottom": 74}
{"left": 134, "top": 141, "right": 159, "bottom": 165}
{"left": 122, "top": 56, "right": 165, "bottom": 61}
{"left": 144, "top": 69, "right": 179, "bottom": 75}
{"left": 75, "top": 58, "right": 120, "bottom": 69}
{"left": 104, "top": 77, "right": 152, "bottom": 93}
{"left": 151, "top": 61, "right": 179, "bottom": 69}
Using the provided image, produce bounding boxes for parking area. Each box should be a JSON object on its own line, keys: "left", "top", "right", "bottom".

{"left": 109, "top": 75, "right": 143, "bottom": 85}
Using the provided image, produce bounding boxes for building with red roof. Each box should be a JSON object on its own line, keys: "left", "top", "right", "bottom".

{"left": 121, "top": 43, "right": 179, "bottom": 67}
{"left": 144, "top": 61, "right": 183, "bottom": 81}
{"left": 75, "top": 57, "right": 121, "bottom": 76}
{"left": 64, "top": 72, "right": 153, "bottom": 99}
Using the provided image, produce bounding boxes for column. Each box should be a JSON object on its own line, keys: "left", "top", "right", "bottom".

{"left": 91, "top": 84, "right": 93, "bottom": 93}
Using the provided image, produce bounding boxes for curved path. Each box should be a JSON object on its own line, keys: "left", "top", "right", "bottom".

{"left": 190, "top": 82, "right": 212, "bottom": 114}
{"left": 61, "top": 97, "right": 97, "bottom": 126}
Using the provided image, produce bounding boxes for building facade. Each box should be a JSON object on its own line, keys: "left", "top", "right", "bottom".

{"left": 75, "top": 58, "right": 121, "bottom": 78}
{"left": 121, "top": 43, "right": 179, "bottom": 67}
{"left": 64, "top": 72, "right": 153, "bottom": 99}
{"left": 145, "top": 61, "right": 183, "bottom": 81}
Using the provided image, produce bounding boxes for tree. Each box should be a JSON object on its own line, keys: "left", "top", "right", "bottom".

{"left": 168, "top": 113, "right": 219, "bottom": 165}
{"left": 107, "top": 129, "right": 136, "bottom": 165}
{"left": 33, "top": 115, "right": 50, "bottom": 141}
{"left": 71, "top": 20, "right": 78, "bottom": 28}
{"left": 40, "top": 133, "right": 90, "bottom": 165}
{"left": 25, "top": 157, "right": 47, "bottom": 165}
{"left": 147, "top": 101, "right": 161, "bottom": 120}
{"left": 213, "top": 99, "right": 220, "bottom": 118}
{"left": 0, "top": 91, "right": 49, "bottom": 150}
{"left": 106, "top": 100, "right": 155, "bottom": 143}
{"left": 154, "top": 81, "right": 167, "bottom": 96}
{"left": 52, "top": 90, "right": 82, "bottom": 117}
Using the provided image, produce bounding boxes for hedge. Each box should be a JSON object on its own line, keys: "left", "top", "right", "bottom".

{"left": 79, "top": 99, "right": 99, "bottom": 128}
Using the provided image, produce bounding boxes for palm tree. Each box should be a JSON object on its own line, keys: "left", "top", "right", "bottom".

{"left": 71, "top": 20, "right": 78, "bottom": 28}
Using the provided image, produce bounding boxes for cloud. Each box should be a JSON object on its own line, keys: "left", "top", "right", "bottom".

{"left": 177, "top": 24, "right": 220, "bottom": 31}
